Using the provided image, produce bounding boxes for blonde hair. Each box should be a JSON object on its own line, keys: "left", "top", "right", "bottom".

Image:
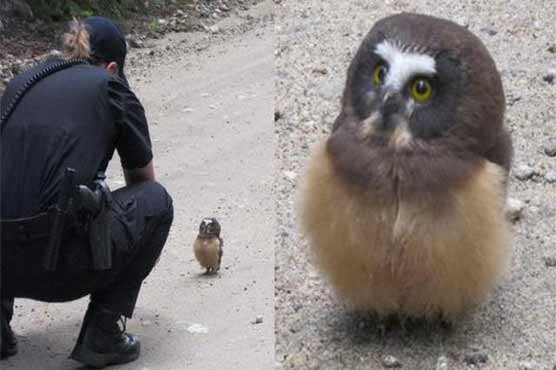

{"left": 62, "top": 18, "right": 91, "bottom": 60}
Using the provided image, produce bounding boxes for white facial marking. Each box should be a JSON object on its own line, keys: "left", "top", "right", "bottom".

{"left": 405, "top": 99, "right": 416, "bottom": 116}
{"left": 358, "top": 111, "right": 381, "bottom": 139}
{"left": 375, "top": 40, "right": 436, "bottom": 90}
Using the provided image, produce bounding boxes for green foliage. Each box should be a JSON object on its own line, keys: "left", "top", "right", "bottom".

{"left": 25, "top": 0, "right": 147, "bottom": 22}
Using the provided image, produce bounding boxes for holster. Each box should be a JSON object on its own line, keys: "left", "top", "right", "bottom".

{"left": 82, "top": 175, "right": 113, "bottom": 271}
{"left": 75, "top": 172, "right": 113, "bottom": 271}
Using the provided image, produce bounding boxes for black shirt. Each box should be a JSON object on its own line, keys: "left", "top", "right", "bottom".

{"left": 0, "top": 58, "right": 153, "bottom": 219}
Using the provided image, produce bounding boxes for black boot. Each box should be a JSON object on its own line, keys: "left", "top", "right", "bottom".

{"left": 69, "top": 304, "right": 140, "bottom": 368}
{"left": 0, "top": 317, "right": 17, "bottom": 360}
{"left": 1, "top": 297, "right": 17, "bottom": 360}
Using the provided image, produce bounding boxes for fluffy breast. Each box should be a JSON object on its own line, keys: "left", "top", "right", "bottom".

{"left": 299, "top": 140, "right": 512, "bottom": 320}
{"left": 194, "top": 238, "right": 222, "bottom": 269}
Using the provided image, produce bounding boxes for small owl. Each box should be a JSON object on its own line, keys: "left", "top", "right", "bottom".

{"left": 194, "top": 218, "right": 223, "bottom": 274}
{"left": 299, "top": 13, "right": 513, "bottom": 321}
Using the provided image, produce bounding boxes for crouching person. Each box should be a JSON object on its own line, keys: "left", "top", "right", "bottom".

{"left": 0, "top": 16, "right": 174, "bottom": 368}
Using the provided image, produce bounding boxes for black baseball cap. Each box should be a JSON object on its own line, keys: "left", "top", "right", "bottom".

{"left": 83, "top": 16, "right": 129, "bottom": 86}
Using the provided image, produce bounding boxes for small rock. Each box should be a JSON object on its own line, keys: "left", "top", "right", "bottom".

{"left": 548, "top": 45, "right": 556, "bottom": 54}
{"left": 0, "top": 19, "right": 4, "bottom": 32}
{"left": 253, "top": 316, "right": 263, "bottom": 324}
{"left": 382, "top": 355, "right": 402, "bottom": 368}
{"left": 48, "top": 49, "right": 62, "bottom": 58}
{"left": 514, "top": 165, "right": 536, "bottom": 180}
{"left": 187, "top": 323, "right": 208, "bottom": 334}
{"left": 507, "top": 94, "right": 522, "bottom": 106}
{"left": 287, "top": 352, "right": 308, "bottom": 368}
{"left": 544, "top": 141, "right": 556, "bottom": 157}
{"left": 208, "top": 25, "right": 220, "bottom": 34}
{"left": 274, "top": 110, "right": 282, "bottom": 121}
{"left": 481, "top": 27, "right": 498, "bottom": 36}
{"left": 464, "top": 352, "right": 489, "bottom": 365}
{"left": 283, "top": 171, "right": 297, "bottom": 181}
{"left": 128, "top": 37, "right": 144, "bottom": 49}
{"left": 545, "top": 171, "right": 556, "bottom": 184}
{"left": 11, "top": 62, "right": 23, "bottom": 75}
{"left": 436, "top": 356, "right": 449, "bottom": 370}
{"left": 506, "top": 198, "right": 525, "bottom": 222}
{"left": 519, "top": 361, "right": 539, "bottom": 370}
{"left": 149, "top": 50, "right": 155, "bottom": 56}
{"left": 543, "top": 69, "right": 556, "bottom": 84}
{"left": 455, "top": 16, "right": 470, "bottom": 28}
{"left": 543, "top": 256, "right": 556, "bottom": 267}
{"left": 312, "top": 67, "right": 328, "bottom": 75}
{"left": 158, "top": 18, "right": 168, "bottom": 25}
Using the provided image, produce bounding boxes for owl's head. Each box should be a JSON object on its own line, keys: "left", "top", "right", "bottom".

{"left": 328, "top": 13, "right": 508, "bottom": 195}
{"left": 199, "top": 218, "right": 221, "bottom": 238}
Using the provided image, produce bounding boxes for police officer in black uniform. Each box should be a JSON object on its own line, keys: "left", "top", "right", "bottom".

{"left": 0, "top": 16, "right": 174, "bottom": 368}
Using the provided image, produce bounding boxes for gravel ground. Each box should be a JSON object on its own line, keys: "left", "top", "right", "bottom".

{"left": 275, "top": 1, "right": 556, "bottom": 370}
{"left": 0, "top": 0, "right": 263, "bottom": 94}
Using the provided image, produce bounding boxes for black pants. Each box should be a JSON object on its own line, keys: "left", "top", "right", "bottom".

{"left": 1, "top": 181, "right": 173, "bottom": 329}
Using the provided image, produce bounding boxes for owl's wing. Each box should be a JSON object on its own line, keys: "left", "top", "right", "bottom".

{"left": 219, "top": 237, "right": 224, "bottom": 255}
{"left": 484, "top": 127, "right": 513, "bottom": 174}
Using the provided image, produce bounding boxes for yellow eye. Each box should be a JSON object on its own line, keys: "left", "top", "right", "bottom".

{"left": 373, "top": 64, "right": 387, "bottom": 85}
{"left": 411, "top": 78, "right": 433, "bottom": 103}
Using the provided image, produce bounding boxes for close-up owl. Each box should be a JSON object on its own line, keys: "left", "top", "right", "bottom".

{"left": 300, "top": 12, "right": 514, "bottom": 321}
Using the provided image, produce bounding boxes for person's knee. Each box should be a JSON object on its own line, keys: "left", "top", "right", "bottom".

{"left": 151, "top": 181, "right": 174, "bottom": 225}
{"left": 136, "top": 181, "right": 174, "bottom": 224}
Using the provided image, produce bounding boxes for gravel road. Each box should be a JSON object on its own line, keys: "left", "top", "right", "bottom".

{"left": 3, "top": 2, "right": 275, "bottom": 369}
{"left": 275, "top": 1, "right": 556, "bottom": 370}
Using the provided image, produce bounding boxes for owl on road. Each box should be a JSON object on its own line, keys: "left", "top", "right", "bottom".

{"left": 194, "top": 218, "right": 223, "bottom": 274}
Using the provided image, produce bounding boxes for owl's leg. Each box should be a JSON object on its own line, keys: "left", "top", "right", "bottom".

{"left": 376, "top": 314, "right": 397, "bottom": 341}
{"left": 376, "top": 320, "right": 387, "bottom": 341}
{"left": 399, "top": 315, "right": 409, "bottom": 334}
{"left": 439, "top": 317, "right": 454, "bottom": 332}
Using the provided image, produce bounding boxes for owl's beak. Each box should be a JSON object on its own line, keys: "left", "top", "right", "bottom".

{"left": 377, "top": 91, "right": 407, "bottom": 131}
{"left": 357, "top": 90, "right": 412, "bottom": 146}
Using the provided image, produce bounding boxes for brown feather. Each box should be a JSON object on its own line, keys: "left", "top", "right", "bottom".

{"left": 299, "top": 142, "right": 512, "bottom": 320}
{"left": 194, "top": 237, "right": 222, "bottom": 272}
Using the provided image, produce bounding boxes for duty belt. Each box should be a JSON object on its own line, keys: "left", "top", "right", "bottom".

{"left": 1, "top": 168, "right": 113, "bottom": 272}
{"left": 1, "top": 212, "right": 57, "bottom": 244}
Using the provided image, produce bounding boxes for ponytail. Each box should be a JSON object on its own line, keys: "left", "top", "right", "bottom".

{"left": 62, "top": 18, "right": 91, "bottom": 60}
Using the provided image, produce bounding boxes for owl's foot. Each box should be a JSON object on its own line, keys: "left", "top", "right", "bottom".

{"left": 439, "top": 319, "right": 454, "bottom": 332}
{"left": 375, "top": 314, "right": 397, "bottom": 341}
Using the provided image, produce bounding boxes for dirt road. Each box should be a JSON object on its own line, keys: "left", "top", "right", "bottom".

{"left": 4, "top": 2, "right": 275, "bottom": 370}
{"left": 275, "top": 1, "right": 556, "bottom": 370}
